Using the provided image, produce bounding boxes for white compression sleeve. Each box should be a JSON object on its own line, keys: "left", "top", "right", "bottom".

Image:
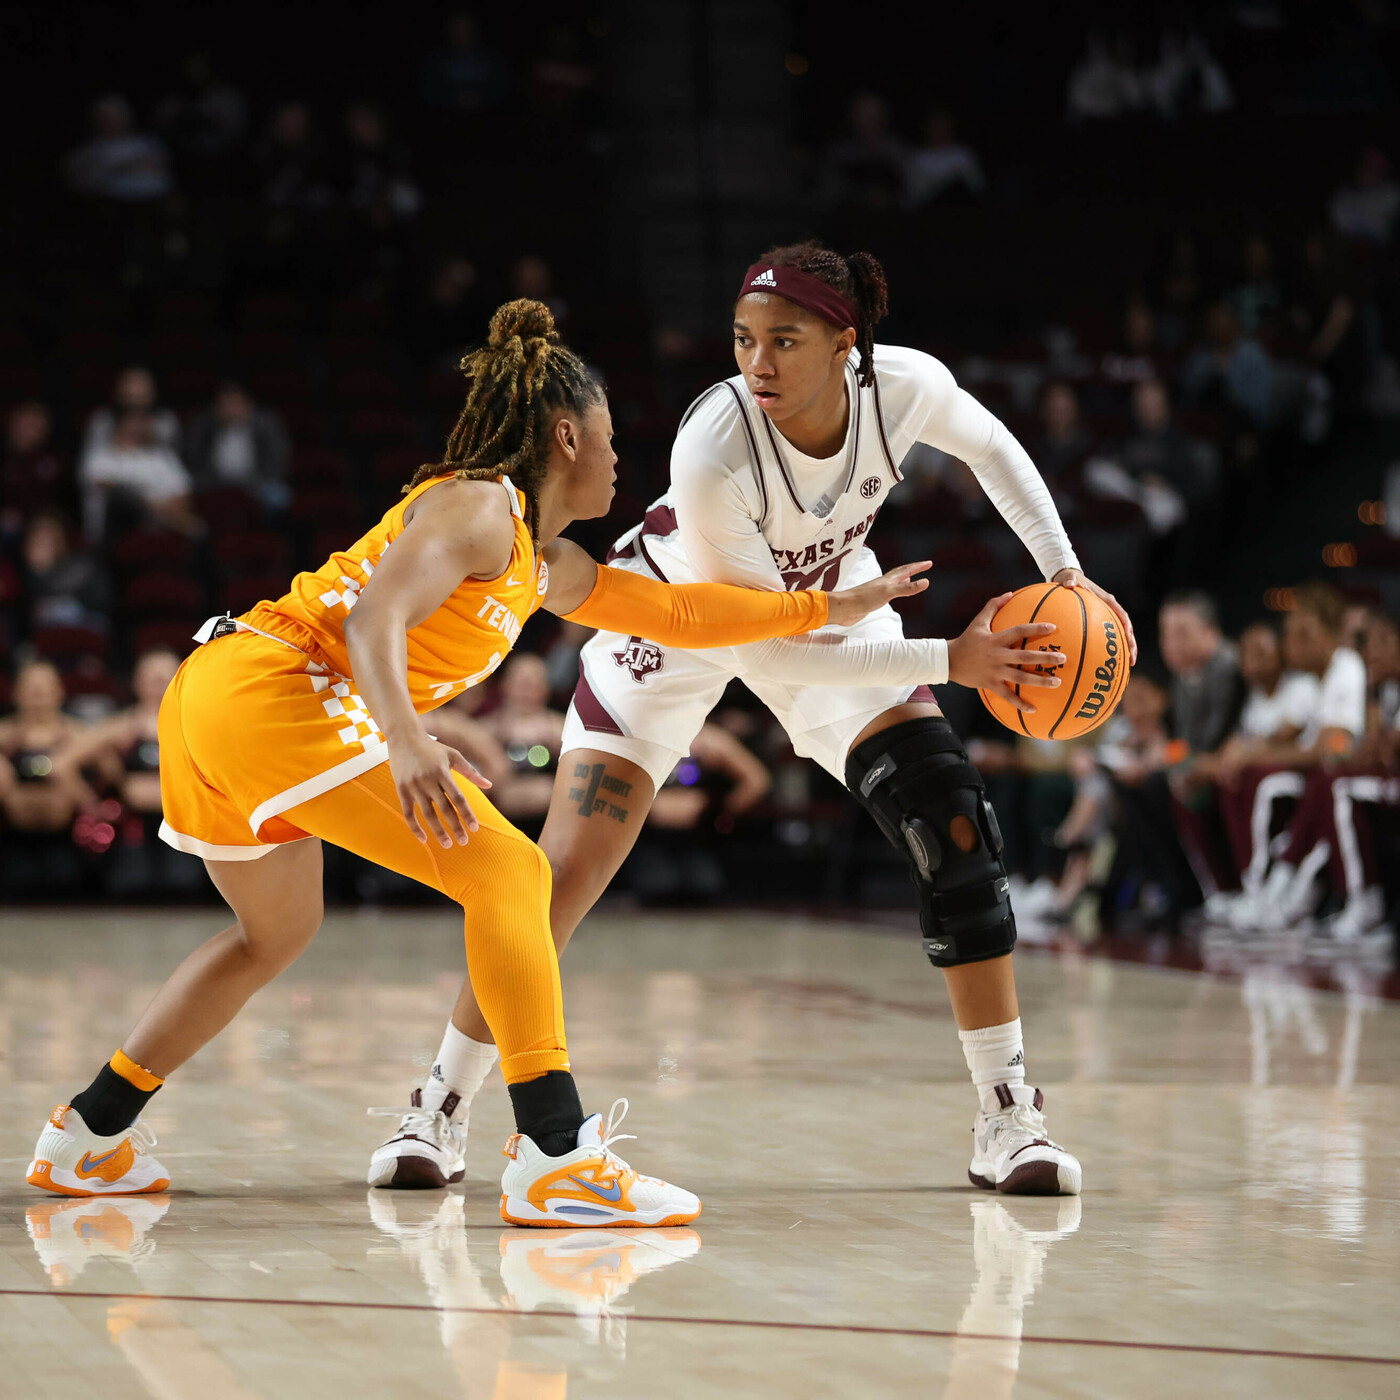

{"left": 732, "top": 631, "right": 949, "bottom": 687}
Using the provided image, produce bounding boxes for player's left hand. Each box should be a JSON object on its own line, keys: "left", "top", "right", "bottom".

{"left": 826, "top": 560, "right": 931, "bottom": 627}
{"left": 1052, "top": 568, "right": 1138, "bottom": 665}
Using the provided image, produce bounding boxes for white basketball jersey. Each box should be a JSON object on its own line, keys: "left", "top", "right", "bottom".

{"left": 610, "top": 348, "right": 934, "bottom": 591}
{"left": 605, "top": 343, "right": 1076, "bottom": 596}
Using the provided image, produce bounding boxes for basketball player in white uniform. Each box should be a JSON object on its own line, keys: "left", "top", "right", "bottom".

{"left": 370, "top": 242, "right": 1136, "bottom": 1198}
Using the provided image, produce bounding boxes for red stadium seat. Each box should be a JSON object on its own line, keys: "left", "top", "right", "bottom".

{"left": 32, "top": 625, "right": 110, "bottom": 665}
{"left": 220, "top": 572, "right": 287, "bottom": 614}
{"left": 290, "top": 490, "right": 369, "bottom": 534}
{"left": 247, "top": 366, "right": 315, "bottom": 406}
{"left": 334, "top": 367, "right": 401, "bottom": 406}
{"left": 121, "top": 572, "right": 205, "bottom": 618}
{"left": 133, "top": 621, "right": 199, "bottom": 657}
{"left": 289, "top": 447, "right": 353, "bottom": 490}
{"left": 235, "top": 330, "right": 300, "bottom": 365}
{"left": 347, "top": 407, "right": 416, "bottom": 446}
{"left": 109, "top": 530, "right": 196, "bottom": 574}
{"left": 212, "top": 531, "right": 291, "bottom": 573}
{"left": 195, "top": 488, "right": 267, "bottom": 535}
{"left": 371, "top": 443, "right": 431, "bottom": 486}
{"left": 240, "top": 293, "right": 304, "bottom": 331}
{"left": 280, "top": 407, "right": 330, "bottom": 445}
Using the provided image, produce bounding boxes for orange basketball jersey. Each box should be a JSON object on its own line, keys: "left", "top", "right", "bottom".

{"left": 247, "top": 473, "right": 546, "bottom": 712}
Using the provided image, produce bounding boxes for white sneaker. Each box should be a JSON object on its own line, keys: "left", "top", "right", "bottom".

{"left": 1308, "top": 887, "right": 1392, "bottom": 956}
{"left": 500, "top": 1099, "right": 701, "bottom": 1228}
{"left": 500, "top": 1227, "right": 702, "bottom": 1353}
{"left": 25, "top": 1194, "right": 171, "bottom": 1286}
{"left": 367, "top": 1088, "right": 468, "bottom": 1189}
{"left": 27, "top": 1106, "right": 170, "bottom": 1197}
{"left": 969, "top": 1085, "right": 1082, "bottom": 1196}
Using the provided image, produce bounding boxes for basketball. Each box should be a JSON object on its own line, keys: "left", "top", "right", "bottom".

{"left": 979, "top": 583, "right": 1130, "bottom": 740}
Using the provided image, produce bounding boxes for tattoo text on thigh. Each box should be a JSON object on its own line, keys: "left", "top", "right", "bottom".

{"left": 569, "top": 762, "right": 632, "bottom": 821}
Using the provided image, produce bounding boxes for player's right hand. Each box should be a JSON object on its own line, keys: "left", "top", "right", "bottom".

{"left": 947, "top": 592, "right": 1067, "bottom": 712}
{"left": 825, "top": 561, "right": 931, "bottom": 627}
{"left": 391, "top": 736, "right": 491, "bottom": 848}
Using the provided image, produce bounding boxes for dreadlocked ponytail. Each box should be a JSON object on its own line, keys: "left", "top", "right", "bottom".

{"left": 754, "top": 240, "right": 890, "bottom": 387}
{"left": 406, "top": 299, "right": 603, "bottom": 542}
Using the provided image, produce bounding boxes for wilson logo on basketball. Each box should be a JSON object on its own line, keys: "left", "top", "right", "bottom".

{"left": 860, "top": 476, "right": 881, "bottom": 499}
{"left": 1073, "top": 620, "right": 1119, "bottom": 720}
{"left": 613, "top": 636, "right": 665, "bottom": 684}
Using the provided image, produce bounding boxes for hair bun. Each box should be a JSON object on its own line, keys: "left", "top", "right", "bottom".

{"left": 488, "top": 298, "right": 557, "bottom": 349}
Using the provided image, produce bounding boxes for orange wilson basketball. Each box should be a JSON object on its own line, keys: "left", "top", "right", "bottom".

{"left": 978, "top": 583, "right": 1130, "bottom": 740}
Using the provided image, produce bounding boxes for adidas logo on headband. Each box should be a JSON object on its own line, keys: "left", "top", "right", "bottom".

{"left": 749, "top": 268, "right": 777, "bottom": 287}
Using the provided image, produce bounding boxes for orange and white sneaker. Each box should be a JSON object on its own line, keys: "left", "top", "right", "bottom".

{"left": 26, "top": 1105, "right": 170, "bottom": 1197}
{"left": 25, "top": 1194, "right": 171, "bottom": 1286}
{"left": 499, "top": 1099, "right": 700, "bottom": 1228}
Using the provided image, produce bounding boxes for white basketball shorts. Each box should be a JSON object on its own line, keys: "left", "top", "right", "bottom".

{"left": 560, "top": 604, "right": 937, "bottom": 791}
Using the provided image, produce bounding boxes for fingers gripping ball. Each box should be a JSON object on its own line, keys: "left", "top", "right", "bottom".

{"left": 979, "top": 584, "right": 1130, "bottom": 740}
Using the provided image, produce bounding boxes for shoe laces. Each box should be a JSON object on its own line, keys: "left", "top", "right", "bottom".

{"left": 367, "top": 1105, "right": 461, "bottom": 1146}
{"left": 595, "top": 1098, "right": 640, "bottom": 1178}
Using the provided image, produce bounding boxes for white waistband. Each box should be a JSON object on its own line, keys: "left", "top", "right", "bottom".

{"left": 192, "top": 614, "right": 309, "bottom": 655}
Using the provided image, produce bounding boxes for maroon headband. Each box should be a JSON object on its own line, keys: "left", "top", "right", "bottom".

{"left": 737, "top": 262, "right": 857, "bottom": 330}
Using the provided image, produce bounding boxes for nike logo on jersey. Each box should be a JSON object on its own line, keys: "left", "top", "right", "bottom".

{"left": 506, "top": 575, "right": 522, "bottom": 587}
{"left": 568, "top": 1174, "right": 624, "bottom": 1202}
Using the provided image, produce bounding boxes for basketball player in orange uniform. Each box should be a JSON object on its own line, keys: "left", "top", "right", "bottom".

{"left": 26, "top": 300, "right": 941, "bottom": 1226}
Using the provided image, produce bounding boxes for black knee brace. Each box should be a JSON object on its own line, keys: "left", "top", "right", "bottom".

{"left": 844, "top": 717, "right": 1016, "bottom": 968}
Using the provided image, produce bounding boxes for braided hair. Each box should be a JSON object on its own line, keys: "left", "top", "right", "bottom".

{"left": 754, "top": 240, "right": 889, "bottom": 387}
{"left": 406, "top": 299, "right": 604, "bottom": 542}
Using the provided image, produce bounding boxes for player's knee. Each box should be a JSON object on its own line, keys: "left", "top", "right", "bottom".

{"left": 234, "top": 906, "right": 322, "bottom": 973}
{"left": 845, "top": 717, "right": 1015, "bottom": 969}
{"left": 441, "top": 830, "right": 552, "bottom": 913}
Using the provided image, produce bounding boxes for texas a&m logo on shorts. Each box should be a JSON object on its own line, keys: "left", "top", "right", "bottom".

{"left": 613, "top": 635, "right": 664, "bottom": 684}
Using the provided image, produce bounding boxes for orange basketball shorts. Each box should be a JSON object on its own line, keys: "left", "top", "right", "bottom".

{"left": 157, "top": 628, "right": 390, "bottom": 861}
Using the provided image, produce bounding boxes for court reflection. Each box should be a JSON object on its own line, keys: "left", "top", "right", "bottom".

{"left": 25, "top": 1193, "right": 170, "bottom": 1289}
{"left": 940, "top": 1196, "right": 1082, "bottom": 1400}
{"left": 368, "top": 1190, "right": 702, "bottom": 1393}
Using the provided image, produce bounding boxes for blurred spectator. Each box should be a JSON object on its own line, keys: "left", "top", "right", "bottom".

{"left": 185, "top": 382, "right": 291, "bottom": 511}
{"left": 84, "top": 367, "right": 181, "bottom": 455}
{"left": 1142, "top": 31, "right": 1233, "bottom": 119}
{"left": 478, "top": 654, "right": 565, "bottom": 821}
{"left": 1159, "top": 591, "right": 1244, "bottom": 755}
{"left": 1216, "top": 584, "right": 1369, "bottom": 925}
{"left": 0, "top": 661, "right": 97, "bottom": 835}
{"left": 1156, "top": 233, "right": 1206, "bottom": 351}
{"left": 155, "top": 52, "right": 248, "bottom": 165}
{"left": 419, "top": 11, "right": 511, "bottom": 112}
{"left": 1118, "top": 379, "right": 1219, "bottom": 519}
{"left": 631, "top": 723, "right": 771, "bottom": 903}
{"left": 1067, "top": 33, "right": 1143, "bottom": 121}
{"left": 1033, "top": 383, "right": 1094, "bottom": 492}
{"left": 79, "top": 408, "right": 201, "bottom": 540}
{"left": 1098, "top": 297, "right": 1172, "bottom": 405}
{"left": 21, "top": 513, "right": 110, "bottom": 631}
{"left": 256, "top": 102, "right": 333, "bottom": 210}
{"left": 1328, "top": 146, "right": 1400, "bottom": 248}
{"left": 1230, "top": 235, "right": 1283, "bottom": 339}
{"left": 1290, "top": 230, "right": 1365, "bottom": 402}
{"left": 903, "top": 109, "right": 984, "bottom": 209}
{"left": 821, "top": 92, "right": 908, "bottom": 212}
{"left": 64, "top": 95, "right": 172, "bottom": 202}
{"left": 415, "top": 255, "right": 487, "bottom": 371}
{"left": 2, "top": 403, "right": 73, "bottom": 522}
{"left": 64, "top": 648, "right": 202, "bottom": 896}
{"left": 543, "top": 620, "right": 590, "bottom": 697}
{"left": 339, "top": 102, "right": 421, "bottom": 217}
{"left": 1178, "top": 302, "right": 1274, "bottom": 429}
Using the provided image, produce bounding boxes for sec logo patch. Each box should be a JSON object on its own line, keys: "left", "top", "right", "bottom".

{"left": 860, "top": 476, "right": 881, "bottom": 499}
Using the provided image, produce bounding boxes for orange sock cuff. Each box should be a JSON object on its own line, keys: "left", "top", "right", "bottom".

{"left": 501, "top": 1048, "right": 572, "bottom": 1086}
{"left": 110, "top": 1049, "right": 164, "bottom": 1093}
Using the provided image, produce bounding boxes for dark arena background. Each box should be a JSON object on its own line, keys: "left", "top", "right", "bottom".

{"left": 2, "top": 5, "right": 1399, "bottom": 1397}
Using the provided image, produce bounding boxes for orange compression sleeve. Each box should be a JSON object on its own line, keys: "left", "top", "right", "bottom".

{"left": 561, "top": 563, "right": 828, "bottom": 648}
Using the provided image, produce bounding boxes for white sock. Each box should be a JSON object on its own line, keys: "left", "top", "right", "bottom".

{"left": 420, "top": 1022, "right": 498, "bottom": 1118}
{"left": 959, "top": 1018, "right": 1025, "bottom": 1114}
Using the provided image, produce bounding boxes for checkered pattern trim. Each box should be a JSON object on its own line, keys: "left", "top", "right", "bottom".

{"left": 305, "top": 659, "right": 385, "bottom": 753}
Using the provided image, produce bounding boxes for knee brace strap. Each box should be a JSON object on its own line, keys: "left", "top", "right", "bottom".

{"left": 845, "top": 717, "right": 1016, "bottom": 968}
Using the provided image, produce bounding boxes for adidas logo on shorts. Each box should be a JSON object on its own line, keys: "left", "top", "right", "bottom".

{"left": 749, "top": 268, "right": 777, "bottom": 287}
